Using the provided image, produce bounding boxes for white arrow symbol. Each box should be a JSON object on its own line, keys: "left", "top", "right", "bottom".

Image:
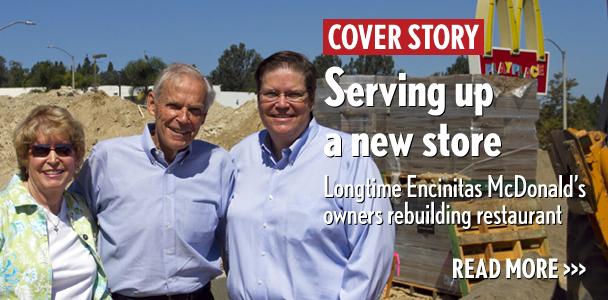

{"left": 563, "top": 264, "right": 570, "bottom": 276}
{"left": 578, "top": 263, "right": 586, "bottom": 275}
{"left": 571, "top": 263, "right": 578, "bottom": 274}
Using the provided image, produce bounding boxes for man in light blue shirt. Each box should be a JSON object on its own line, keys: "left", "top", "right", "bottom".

{"left": 227, "top": 51, "right": 395, "bottom": 300}
{"left": 72, "top": 64, "right": 234, "bottom": 299}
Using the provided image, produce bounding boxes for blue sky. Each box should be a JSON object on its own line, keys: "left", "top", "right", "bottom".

{"left": 1, "top": 1, "right": 606, "bottom": 98}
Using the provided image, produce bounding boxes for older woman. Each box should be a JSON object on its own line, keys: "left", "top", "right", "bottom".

{"left": 0, "top": 105, "right": 109, "bottom": 299}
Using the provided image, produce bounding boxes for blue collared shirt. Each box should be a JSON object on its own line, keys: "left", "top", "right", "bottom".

{"left": 227, "top": 119, "right": 395, "bottom": 300}
{"left": 71, "top": 124, "right": 235, "bottom": 297}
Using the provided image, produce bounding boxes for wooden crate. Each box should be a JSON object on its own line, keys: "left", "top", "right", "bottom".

{"left": 393, "top": 196, "right": 550, "bottom": 297}
{"left": 448, "top": 198, "right": 551, "bottom": 295}
{"left": 391, "top": 279, "right": 457, "bottom": 300}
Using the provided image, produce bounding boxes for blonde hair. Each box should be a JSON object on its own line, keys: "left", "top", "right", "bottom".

{"left": 13, "top": 105, "right": 85, "bottom": 181}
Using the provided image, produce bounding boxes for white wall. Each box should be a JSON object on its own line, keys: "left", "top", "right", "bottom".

{"left": 0, "top": 87, "right": 45, "bottom": 97}
{"left": 0, "top": 85, "right": 256, "bottom": 108}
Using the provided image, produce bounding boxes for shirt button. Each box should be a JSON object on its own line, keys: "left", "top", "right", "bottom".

{"left": 261, "top": 251, "right": 266, "bottom": 257}
{"left": 268, "top": 195, "right": 273, "bottom": 201}
{"left": 257, "top": 280, "right": 262, "bottom": 285}
{"left": 165, "top": 248, "right": 175, "bottom": 255}
{"left": 165, "top": 222, "right": 171, "bottom": 228}
{"left": 262, "top": 223, "right": 268, "bottom": 229}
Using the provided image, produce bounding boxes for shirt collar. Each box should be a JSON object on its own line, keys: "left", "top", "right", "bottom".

{"left": 141, "top": 123, "right": 192, "bottom": 166}
{"left": 259, "top": 118, "right": 319, "bottom": 166}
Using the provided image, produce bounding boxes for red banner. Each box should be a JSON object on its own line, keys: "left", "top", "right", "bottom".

{"left": 478, "top": 48, "right": 549, "bottom": 94}
{"left": 323, "top": 19, "right": 484, "bottom": 55}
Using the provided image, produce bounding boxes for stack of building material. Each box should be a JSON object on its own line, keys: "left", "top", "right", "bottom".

{"left": 314, "top": 74, "right": 539, "bottom": 180}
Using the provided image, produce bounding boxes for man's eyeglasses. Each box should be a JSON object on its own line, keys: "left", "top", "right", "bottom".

{"left": 259, "top": 90, "right": 308, "bottom": 103}
{"left": 30, "top": 144, "right": 74, "bottom": 157}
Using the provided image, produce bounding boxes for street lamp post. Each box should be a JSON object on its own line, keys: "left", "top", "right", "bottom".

{"left": 545, "top": 38, "right": 567, "bottom": 129}
{"left": 0, "top": 20, "right": 35, "bottom": 32}
{"left": 47, "top": 45, "right": 75, "bottom": 89}
{"left": 92, "top": 53, "right": 107, "bottom": 89}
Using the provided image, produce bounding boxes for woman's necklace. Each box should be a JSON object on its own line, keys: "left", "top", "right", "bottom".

{"left": 45, "top": 209, "right": 61, "bottom": 233}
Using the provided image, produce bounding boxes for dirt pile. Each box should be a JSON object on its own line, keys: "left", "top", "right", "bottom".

{"left": 200, "top": 100, "right": 264, "bottom": 149}
{"left": 0, "top": 89, "right": 262, "bottom": 184}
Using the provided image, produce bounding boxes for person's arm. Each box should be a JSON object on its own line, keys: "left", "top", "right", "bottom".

{"left": 70, "top": 146, "right": 105, "bottom": 219}
{"left": 338, "top": 156, "right": 395, "bottom": 300}
{"left": 218, "top": 153, "right": 236, "bottom": 273}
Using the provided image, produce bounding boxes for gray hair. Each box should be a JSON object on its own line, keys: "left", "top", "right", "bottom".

{"left": 152, "top": 63, "right": 215, "bottom": 113}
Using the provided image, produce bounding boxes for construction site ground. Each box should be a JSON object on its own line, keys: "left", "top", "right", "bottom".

{"left": 0, "top": 89, "right": 566, "bottom": 299}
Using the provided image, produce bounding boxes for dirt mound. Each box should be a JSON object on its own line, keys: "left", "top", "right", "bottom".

{"left": 0, "top": 89, "right": 262, "bottom": 184}
{"left": 200, "top": 100, "right": 264, "bottom": 149}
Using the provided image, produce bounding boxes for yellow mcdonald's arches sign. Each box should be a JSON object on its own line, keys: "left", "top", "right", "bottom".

{"left": 469, "top": 0, "right": 550, "bottom": 94}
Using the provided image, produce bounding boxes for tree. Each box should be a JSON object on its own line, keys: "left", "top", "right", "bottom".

{"left": 569, "top": 95, "right": 598, "bottom": 130}
{"left": 7, "top": 61, "right": 27, "bottom": 87}
{"left": 313, "top": 55, "right": 342, "bottom": 77}
{"left": 0, "top": 56, "right": 8, "bottom": 87}
{"left": 28, "top": 60, "right": 67, "bottom": 90}
{"left": 78, "top": 56, "right": 93, "bottom": 76}
{"left": 209, "top": 43, "right": 262, "bottom": 91}
{"left": 100, "top": 61, "right": 120, "bottom": 85}
{"left": 536, "top": 72, "right": 579, "bottom": 149}
{"left": 107, "top": 61, "right": 115, "bottom": 73}
{"left": 343, "top": 55, "right": 395, "bottom": 75}
{"left": 445, "top": 56, "right": 469, "bottom": 75}
{"left": 122, "top": 56, "right": 166, "bottom": 98}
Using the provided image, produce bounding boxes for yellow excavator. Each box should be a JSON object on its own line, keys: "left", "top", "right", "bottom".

{"left": 548, "top": 76, "right": 608, "bottom": 299}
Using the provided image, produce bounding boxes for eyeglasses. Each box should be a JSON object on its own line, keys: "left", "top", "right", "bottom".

{"left": 30, "top": 144, "right": 74, "bottom": 157}
{"left": 259, "top": 90, "right": 308, "bottom": 103}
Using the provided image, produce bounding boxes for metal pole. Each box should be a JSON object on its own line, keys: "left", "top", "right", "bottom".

{"left": 545, "top": 38, "right": 567, "bottom": 129}
{"left": 93, "top": 59, "right": 97, "bottom": 89}
{"left": 562, "top": 51, "right": 567, "bottom": 129}
{"left": 47, "top": 45, "right": 75, "bottom": 89}
{"left": 71, "top": 56, "right": 75, "bottom": 89}
{"left": 92, "top": 54, "right": 107, "bottom": 90}
{"left": 0, "top": 20, "right": 35, "bottom": 32}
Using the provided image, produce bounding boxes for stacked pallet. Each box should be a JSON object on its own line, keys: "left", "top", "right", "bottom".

{"left": 393, "top": 196, "right": 462, "bottom": 296}
{"left": 314, "top": 74, "right": 539, "bottom": 180}
{"left": 449, "top": 198, "right": 550, "bottom": 295}
{"left": 390, "top": 196, "right": 550, "bottom": 297}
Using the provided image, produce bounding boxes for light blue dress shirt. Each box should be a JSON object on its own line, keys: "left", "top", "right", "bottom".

{"left": 71, "top": 123, "right": 235, "bottom": 297}
{"left": 227, "top": 118, "right": 395, "bottom": 300}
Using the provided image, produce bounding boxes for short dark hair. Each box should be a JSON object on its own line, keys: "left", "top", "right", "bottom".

{"left": 255, "top": 51, "right": 316, "bottom": 102}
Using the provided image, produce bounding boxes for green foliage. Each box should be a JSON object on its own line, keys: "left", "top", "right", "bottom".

{"left": 7, "top": 61, "right": 27, "bottom": 87}
{"left": 313, "top": 55, "right": 342, "bottom": 77}
{"left": 445, "top": 56, "right": 469, "bottom": 75}
{"left": 535, "top": 72, "right": 600, "bottom": 149}
{"left": 0, "top": 56, "right": 8, "bottom": 87}
{"left": 569, "top": 95, "right": 600, "bottom": 130}
{"left": 27, "top": 61, "right": 67, "bottom": 90}
{"left": 343, "top": 56, "right": 395, "bottom": 75}
{"left": 122, "top": 57, "right": 166, "bottom": 93}
{"left": 209, "top": 43, "right": 262, "bottom": 92}
{"left": 99, "top": 61, "right": 120, "bottom": 85}
{"left": 78, "top": 56, "right": 94, "bottom": 75}
{"left": 75, "top": 72, "right": 93, "bottom": 89}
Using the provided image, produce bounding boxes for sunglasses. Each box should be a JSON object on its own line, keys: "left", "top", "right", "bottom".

{"left": 30, "top": 144, "right": 74, "bottom": 157}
